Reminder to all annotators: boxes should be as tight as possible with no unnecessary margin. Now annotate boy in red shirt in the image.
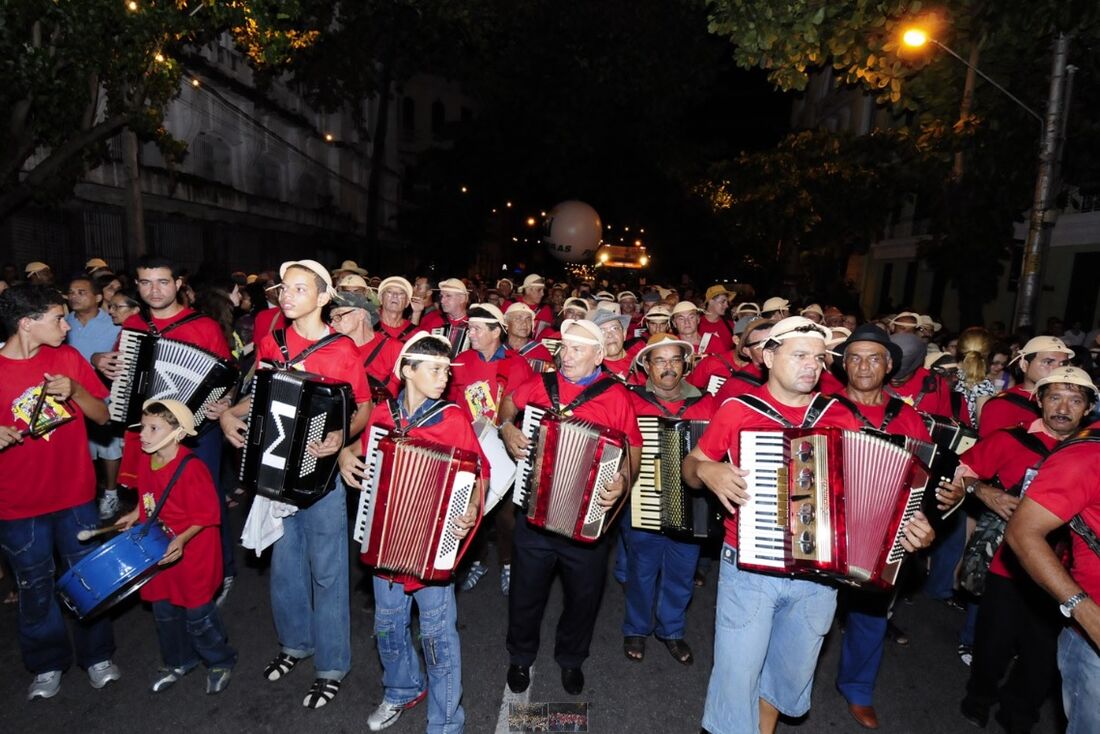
[116,399,236,694]
[338,333,485,732]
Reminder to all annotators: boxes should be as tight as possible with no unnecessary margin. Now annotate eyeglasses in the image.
[650,357,685,368]
[329,310,358,323]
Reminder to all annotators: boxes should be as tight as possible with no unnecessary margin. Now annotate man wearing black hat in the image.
[830,325,958,729]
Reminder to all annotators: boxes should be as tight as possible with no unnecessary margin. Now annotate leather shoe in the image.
[847,703,880,729]
[506,664,530,694]
[561,667,584,695]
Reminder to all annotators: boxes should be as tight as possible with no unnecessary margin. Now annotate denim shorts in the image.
[702,545,837,734]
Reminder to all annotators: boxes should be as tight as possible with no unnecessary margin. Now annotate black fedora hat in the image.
[836,324,904,377]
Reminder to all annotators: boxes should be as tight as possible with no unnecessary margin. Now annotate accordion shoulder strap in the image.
[361,336,388,369]
[272,329,344,368]
[518,340,540,356]
[733,393,835,429]
[992,390,1042,416]
[628,385,703,419]
[387,398,452,434]
[830,394,904,431]
[143,311,205,338]
[714,354,763,386]
[1004,426,1053,461]
[542,372,618,416]
[1038,429,1100,558]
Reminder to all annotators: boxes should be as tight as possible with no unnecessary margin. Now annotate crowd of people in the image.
[0,254,1098,734]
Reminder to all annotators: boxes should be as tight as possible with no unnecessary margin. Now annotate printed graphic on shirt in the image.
[465,380,499,423]
[11,385,72,440]
[142,491,157,516]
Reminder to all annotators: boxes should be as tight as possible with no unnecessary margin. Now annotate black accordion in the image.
[108,329,238,426]
[632,417,723,539]
[239,369,352,507]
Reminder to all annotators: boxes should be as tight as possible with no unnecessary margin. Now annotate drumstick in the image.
[76,526,123,542]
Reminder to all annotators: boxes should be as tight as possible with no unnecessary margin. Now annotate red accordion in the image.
[738,427,930,589]
[513,406,627,543]
[353,427,482,582]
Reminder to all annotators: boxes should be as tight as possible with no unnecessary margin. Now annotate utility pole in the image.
[1012,33,1071,331]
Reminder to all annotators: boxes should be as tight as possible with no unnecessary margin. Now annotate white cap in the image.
[280,260,335,296]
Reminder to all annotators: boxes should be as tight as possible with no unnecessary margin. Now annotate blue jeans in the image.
[187,422,235,578]
[621,524,700,639]
[701,546,837,734]
[270,481,350,679]
[925,510,965,599]
[373,577,464,734]
[1058,627,1100,734]
[0,502,115,673]
[152,600,237,670]
[836,591,891,706]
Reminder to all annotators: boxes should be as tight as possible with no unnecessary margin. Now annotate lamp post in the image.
[903,28,1073,331]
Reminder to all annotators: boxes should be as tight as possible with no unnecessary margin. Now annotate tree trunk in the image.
[122,128,146,268]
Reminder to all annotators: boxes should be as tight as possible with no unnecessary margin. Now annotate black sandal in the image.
[623,636,646,662]
[303,677,341,708]
[264,652,301,681]
[661,638,694,666]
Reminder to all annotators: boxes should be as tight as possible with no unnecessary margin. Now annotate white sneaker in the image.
[27,671,62,700]
[98,489,120,520]
[367,690,426,731]
[88,659,121,689]
[500,564,511,596]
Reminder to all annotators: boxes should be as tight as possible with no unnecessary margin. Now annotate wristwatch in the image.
[964,479,980,495]
[1059,591,1089,618]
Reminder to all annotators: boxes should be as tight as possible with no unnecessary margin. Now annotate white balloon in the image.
[543,200,602,263]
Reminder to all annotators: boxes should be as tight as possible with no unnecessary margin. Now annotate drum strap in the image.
[140,455,196,537]
[542,372,618,417]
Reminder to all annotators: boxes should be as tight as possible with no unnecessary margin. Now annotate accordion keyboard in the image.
[738,431,789,569]
[631,417,662,530]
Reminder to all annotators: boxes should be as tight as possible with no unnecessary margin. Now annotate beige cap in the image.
[761,297,790,313]
[437,278,468,294]
[634,333,694,369]
[671,301,702,317]
[656,287,674,299]
[85,257,109,271]
[246,274,259,284]
[767,315,829,343]
[517,274,545,292]
[137,398,198,437]
[800,303,825,318]
[24,261,50,275]
[825,326,852,348]
[918,314,942,333]
[497,277,514,288]
[279,260,335,295]
[378,276,414,302]
[617,290,638,302]
[560,297,589,315]
[645,305,672,322]
[560,318,605,350]
[338,260,369,276]
[337,273,370,290]
[888,311,921,326]
[469,302,506,325]
[593,301,621,316]
[394,332,459,378]
[594,290,615,302]
[504,302,535,318]
[1016,336,1075,361]
[734,302,761,316]
[1032,366,1098,398]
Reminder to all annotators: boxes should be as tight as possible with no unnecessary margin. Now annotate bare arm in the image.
[1006,498,1100,645]
[682,445,749,514]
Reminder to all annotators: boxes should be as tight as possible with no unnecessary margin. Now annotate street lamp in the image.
[901,26,1073,331]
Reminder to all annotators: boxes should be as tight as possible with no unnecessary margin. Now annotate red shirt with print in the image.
[696,384,862,549]
[138,447,222,607]
[0,346,107,519]
[447,346,534,422]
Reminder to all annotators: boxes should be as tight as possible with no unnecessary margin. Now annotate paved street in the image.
[0,501,1064,733]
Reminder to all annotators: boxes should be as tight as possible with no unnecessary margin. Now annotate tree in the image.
[0,0,318,221]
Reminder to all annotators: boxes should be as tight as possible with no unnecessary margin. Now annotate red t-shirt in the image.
[843,396,932,441]
[0,346,108,520]
[252,306,286,345]
[447,346,534,422]
[889,367,954,418]
[526,303,554,336]
[515,340,555,369]
[378,319,421,343]
[603,353,639,383]
[687,351,740,390]
[978,385,1039,438]
[419,310,469,332]
[817,369,846,395]
[508,372,643,447]
[696,384,863,548]
[256,327,371,405]
[628,389,718,421]
[138,448,222,607]
[121,308,231,359]
[960,424,1060,579]
[713,363,766,402]
[360,400,490,592]
[698,316,735,353]
[357,332,403,399]
[1024,437,1100,599]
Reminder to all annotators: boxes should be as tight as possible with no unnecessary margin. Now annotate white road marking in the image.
[494,665,534,734]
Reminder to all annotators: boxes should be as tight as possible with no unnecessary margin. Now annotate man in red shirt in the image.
[376,276,420,342]
[505,302,555,373]
[682,316,933,734]
[0,284,119,700]
[617,290,645,341]
[593,310,643,382]
[698,285,735,353]
[1007,410,1100,734]
[712,318,773,402]
[690,316,771,397]
[979,336,1074,437]
[498,319,642,696]
[622,334,718,666]
[516,274,554,337]
[960,367,1096,731]
[885,332,957,419]
[417,278,471,357]
[220,260,371,709]
[329,291,401,402]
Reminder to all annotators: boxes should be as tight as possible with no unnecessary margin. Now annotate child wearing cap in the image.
[338,333,488,732]
[115,400,236,694]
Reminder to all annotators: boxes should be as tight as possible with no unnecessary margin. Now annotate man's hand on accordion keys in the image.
[92,350,123,380]
[338,446,366,490]
[935,477,966,512]
[899,511,935,553]
[306,429,344,458]
[694,461,750,514]
[219,411,248,449]
[451,507,478,540]
[500,422,530,459]
[599,471,628,509]
[202,396,232,421]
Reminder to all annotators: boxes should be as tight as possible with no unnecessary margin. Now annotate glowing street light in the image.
[901,28,928,48]
[323,132,334,143]
[460,186,468,193]
[127,0,138,11]
[525,217,537,227]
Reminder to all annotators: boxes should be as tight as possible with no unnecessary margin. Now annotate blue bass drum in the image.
[57,523,174,618]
